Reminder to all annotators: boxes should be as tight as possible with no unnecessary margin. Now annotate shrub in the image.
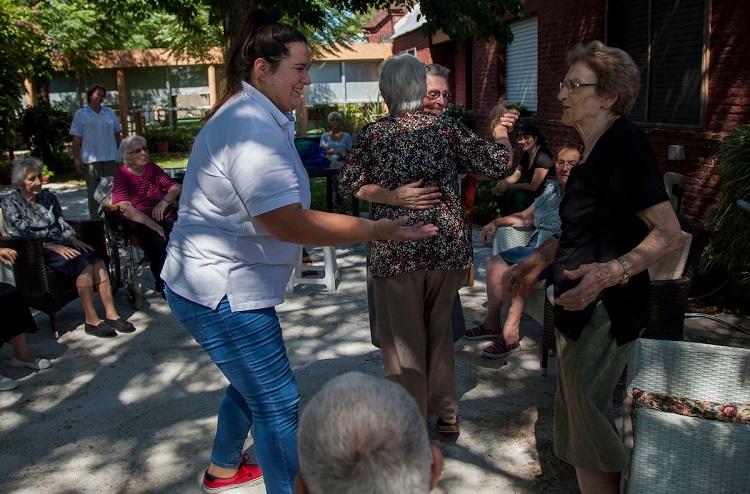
[705,124,750,288]
[17,103,73,174]
[143,126,198,153]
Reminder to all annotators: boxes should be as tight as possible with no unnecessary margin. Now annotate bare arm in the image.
[255,203,437,245]
[354,180,442,210]
[493,170,521,195]
[479,204,535,243]
[151,184,182,221]
[72,136,83,171]
[508,236,560,298]
[556,201,682,310]
[116,201,166,238]
[507,167,550,192]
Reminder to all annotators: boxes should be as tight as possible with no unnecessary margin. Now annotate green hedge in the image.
[143,126,198,153]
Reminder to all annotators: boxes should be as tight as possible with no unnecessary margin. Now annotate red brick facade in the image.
[390,0,750,219]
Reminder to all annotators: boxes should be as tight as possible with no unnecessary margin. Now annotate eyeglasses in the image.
[129,146,148,155]
[559,80,600,91]
[556,159,579,167]
[426,90,451,100]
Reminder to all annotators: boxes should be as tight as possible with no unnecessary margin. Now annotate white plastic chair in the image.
[286,246,339,293]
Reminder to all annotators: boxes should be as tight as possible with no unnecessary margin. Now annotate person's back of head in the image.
[297,372,442,494]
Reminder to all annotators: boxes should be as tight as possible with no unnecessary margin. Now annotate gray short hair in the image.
[119,134,147,165]
[327,111,342,122]
[425,63,450,80]
[298,372,433,494]
[565,40,641,117]
[379,54,426,114]
[11,156,43,189]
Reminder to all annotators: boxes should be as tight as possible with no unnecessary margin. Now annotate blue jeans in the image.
[165,286,300,494]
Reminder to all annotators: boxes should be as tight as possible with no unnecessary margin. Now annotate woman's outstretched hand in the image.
[375,216,439,241]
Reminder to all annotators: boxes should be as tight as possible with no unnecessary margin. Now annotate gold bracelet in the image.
[616,256,630,285]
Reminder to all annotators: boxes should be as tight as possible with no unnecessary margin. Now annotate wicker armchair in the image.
[0,220,110,338]
[539,216,708,376]
[623,339,750,493]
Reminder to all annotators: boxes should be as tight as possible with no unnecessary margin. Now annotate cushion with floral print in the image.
[632,388,750,425]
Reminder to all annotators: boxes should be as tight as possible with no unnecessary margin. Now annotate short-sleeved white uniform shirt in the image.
[161,82,311,311]
[69,105,122,164]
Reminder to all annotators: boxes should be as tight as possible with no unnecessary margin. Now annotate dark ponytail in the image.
[205,10,307,121]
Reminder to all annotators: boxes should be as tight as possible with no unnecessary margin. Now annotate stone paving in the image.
[0,183,747,493]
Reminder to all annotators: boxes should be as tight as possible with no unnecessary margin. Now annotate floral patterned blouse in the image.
[339,112,512,278]
[1,189,75,244]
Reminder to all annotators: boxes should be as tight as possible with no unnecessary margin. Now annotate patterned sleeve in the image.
[0,192,27,238]
[446,119,512,179]
[48,192,75,240]
[111,167,131,205]
[337,125,374,197]
[152,163,177,194]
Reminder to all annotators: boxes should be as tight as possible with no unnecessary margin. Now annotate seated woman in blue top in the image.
[318,111,352,164]
[1,157,135,338]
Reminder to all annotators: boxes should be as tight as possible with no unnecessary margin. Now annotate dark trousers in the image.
[121,217,173,291]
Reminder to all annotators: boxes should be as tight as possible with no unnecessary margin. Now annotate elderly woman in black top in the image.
[339,54,515,434]
[1,157,135,338]
[510,41,681,493]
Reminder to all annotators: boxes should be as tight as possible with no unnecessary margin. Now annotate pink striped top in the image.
[112,162,177,217]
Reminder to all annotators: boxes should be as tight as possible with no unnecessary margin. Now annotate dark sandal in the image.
[464,323,501,341]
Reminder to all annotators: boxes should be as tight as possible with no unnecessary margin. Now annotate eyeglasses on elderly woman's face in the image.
[128,146,148,155]
[559,80,600,92]
[426,90,451,101]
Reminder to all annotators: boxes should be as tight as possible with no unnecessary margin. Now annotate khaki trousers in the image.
[372,268,465,422]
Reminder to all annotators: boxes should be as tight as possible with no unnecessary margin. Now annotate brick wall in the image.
[505,0,747,218]
[392,31,433,62]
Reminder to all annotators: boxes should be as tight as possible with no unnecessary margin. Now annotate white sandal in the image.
[0,376,19,391]
[10,357,52,370]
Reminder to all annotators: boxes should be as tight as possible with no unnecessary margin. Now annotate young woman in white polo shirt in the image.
[161,11,437,494]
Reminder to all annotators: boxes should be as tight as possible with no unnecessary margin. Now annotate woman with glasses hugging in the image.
[111,135,182,298]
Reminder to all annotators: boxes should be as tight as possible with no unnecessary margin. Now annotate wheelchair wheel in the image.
[126,281,143,310]
[104,225,122,293]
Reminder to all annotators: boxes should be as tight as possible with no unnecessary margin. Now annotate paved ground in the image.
[1,183,748,493]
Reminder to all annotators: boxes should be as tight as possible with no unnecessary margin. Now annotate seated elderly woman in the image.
[1,157,135,337]
[112,135,181,297]
[339,54,516,434]
[0,247,52,391]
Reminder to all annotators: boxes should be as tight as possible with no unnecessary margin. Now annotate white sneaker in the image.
[10,357,52,370]
[0,376,18,391]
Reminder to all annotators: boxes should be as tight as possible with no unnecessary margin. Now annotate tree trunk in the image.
[219,0,258,51]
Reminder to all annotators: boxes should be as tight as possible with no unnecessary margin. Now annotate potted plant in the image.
[41,163,54,184]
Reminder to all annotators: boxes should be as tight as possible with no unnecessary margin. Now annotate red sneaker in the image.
[202,456,264,493]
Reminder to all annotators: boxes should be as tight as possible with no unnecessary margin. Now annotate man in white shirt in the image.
[70,85,122,219]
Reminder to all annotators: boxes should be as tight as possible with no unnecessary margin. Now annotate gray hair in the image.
[119,134,147,165]
[298,372,433,494]
[379,54,426,114]
[327,111,343,122]
[565,40,641,117]
[425,63,450,80]
[11,156,43,189]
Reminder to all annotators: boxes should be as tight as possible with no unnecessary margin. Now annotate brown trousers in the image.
[372,269,465,422]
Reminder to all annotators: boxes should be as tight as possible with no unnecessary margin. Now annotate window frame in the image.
[605,0,710,130]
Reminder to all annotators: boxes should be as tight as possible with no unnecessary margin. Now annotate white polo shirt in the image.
[69,105,122,164]
[161,82,311,311]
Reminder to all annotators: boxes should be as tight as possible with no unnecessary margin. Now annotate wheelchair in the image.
[101,204,146,310]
